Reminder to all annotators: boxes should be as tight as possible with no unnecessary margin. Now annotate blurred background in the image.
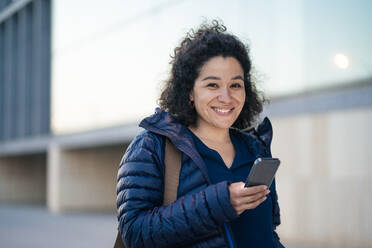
[0,0,371,247]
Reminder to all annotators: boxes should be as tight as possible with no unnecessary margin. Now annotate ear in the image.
[189,90,194,101]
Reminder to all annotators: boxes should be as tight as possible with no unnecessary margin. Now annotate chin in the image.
[213,120,236,129]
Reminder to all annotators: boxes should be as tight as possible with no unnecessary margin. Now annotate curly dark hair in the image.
[158,20,266,130]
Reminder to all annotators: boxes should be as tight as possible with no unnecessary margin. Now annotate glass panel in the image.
[51,0,372,132]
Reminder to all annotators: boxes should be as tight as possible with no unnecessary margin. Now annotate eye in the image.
[206,83,218,88]
[231,83,243,88]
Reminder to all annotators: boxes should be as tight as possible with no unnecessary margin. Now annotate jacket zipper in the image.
[223,223,235,248]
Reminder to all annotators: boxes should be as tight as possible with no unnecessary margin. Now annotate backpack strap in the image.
[114,138,182,248]
[114,230,124,248]
[163,138,182,205]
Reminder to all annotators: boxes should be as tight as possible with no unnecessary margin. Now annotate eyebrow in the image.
[231,75,244,81]
[201,75,244,81]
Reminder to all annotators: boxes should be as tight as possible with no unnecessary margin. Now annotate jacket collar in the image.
[139,108,272,183]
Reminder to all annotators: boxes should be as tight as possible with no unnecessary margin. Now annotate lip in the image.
[211,107,234,115]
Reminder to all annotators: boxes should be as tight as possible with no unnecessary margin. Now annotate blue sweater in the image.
[188,128,280,247]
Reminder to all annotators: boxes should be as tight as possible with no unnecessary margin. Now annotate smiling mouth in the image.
[212,107,234,115]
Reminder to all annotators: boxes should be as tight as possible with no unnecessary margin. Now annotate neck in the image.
[189,122,230,144]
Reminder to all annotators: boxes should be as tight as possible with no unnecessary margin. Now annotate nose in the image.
[217,87,232,103]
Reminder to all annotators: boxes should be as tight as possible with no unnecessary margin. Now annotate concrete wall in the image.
[0,143,126,213]
[47,144,125,212]
[0,154,46,203]
[0,123,138,213]
[272,107,372,248]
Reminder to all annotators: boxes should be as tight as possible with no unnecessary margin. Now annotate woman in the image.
[116,20,284,248]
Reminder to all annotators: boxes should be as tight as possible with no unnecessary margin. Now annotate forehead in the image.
[198,56,244,78]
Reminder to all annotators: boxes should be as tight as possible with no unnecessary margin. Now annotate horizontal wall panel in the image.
[263,79,372,118]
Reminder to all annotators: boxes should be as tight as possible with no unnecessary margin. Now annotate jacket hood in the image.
[139,108,211,183]
[139,108,193,147]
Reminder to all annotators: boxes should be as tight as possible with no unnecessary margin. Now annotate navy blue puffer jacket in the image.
[116,108,282,248]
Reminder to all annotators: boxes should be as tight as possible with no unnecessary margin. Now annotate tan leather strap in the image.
[163,138,182,205]
[114,230,124,248]
[114,137,181,248]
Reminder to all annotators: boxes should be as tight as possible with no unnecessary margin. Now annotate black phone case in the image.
[244,158,280,188]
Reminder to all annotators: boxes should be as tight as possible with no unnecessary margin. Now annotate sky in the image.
[51,0,372,134]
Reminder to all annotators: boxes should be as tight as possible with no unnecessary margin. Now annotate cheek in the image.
[234,91,246,105]
[241,94,246,105]
[194,91,214,108]
[195,98,209,114]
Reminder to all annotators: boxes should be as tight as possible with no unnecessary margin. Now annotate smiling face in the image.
[189,56,246,132]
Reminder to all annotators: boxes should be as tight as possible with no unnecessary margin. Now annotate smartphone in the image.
[244,158,280,188]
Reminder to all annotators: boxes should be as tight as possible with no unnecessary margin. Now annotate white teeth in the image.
[214,108,231,113]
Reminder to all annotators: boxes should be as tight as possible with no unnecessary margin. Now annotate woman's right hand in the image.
[228,182,270,215]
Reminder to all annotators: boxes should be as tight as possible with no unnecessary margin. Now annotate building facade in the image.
[0,0,371,247]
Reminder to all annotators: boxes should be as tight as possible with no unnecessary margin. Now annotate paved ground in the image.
[0,204,117,248]
[0,204,314,248]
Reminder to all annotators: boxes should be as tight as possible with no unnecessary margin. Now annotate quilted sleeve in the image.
[116,132,239,248]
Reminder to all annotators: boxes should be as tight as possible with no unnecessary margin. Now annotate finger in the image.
[235,197,266,214]
[241,185,268,197]
[241,190,270,205]
[243,196,267,210]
